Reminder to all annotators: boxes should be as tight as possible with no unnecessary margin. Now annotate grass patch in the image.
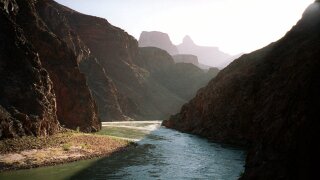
[0,131,135,171]
[62,143,72,151]
[0,132,74,154]
[96,127,148,139]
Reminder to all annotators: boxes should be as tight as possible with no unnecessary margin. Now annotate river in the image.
[0,121,246,180]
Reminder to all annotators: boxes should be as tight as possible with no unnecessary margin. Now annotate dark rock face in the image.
[0,0,60,138]
[40,2,216,121]
[56,6,143,121]
[0,0,100,135]
[34,0,130,122]
[164,2,320,179]
[17,0,100,132]
[177,35,231,68]
[1,0,219,129]
[139,31,179,55]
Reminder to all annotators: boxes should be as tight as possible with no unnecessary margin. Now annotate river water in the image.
[0,121,246,180]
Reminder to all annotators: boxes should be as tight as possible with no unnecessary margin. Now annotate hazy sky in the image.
[55,0,313,55]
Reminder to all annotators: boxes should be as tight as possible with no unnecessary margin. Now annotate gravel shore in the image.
[0,131,136,171]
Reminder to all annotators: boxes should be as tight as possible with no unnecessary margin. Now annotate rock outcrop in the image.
[35,0,131,122]
[177,35,231,68]
[0,0,60,138]
[164,2,320,179]
[139,31,179,55]
[0,0,101,135]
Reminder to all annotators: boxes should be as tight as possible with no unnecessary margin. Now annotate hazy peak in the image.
[182,35,195,45]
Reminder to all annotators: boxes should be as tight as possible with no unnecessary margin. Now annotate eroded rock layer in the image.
[0,0,100,135]
[0,0,60,138]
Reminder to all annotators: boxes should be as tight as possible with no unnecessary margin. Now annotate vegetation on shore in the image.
[0,130,136,171]
[96,126,149,140]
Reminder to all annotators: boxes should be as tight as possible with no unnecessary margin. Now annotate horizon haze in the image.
[55,0,313,55]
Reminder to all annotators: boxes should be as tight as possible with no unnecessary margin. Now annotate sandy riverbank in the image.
[0,131,136,171]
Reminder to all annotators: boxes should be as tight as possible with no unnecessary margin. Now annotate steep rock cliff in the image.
[16,0,100,132]
[164,2,320,179]
[42,2,217,121]
[0,0,60,138]
[1,0,220,123]
[34,0,126,122]
[56,6,143,120]
[0,0,100,133]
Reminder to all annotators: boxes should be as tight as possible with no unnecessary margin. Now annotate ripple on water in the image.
[0,124,246,180]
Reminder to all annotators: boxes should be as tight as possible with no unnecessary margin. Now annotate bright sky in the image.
[55,0,313,55]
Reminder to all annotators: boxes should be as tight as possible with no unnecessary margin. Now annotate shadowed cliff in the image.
[0,0,60,138]
[164,2,320,179]
[1,0,218,139]
[36,0,218,121]
[0,0,101,137]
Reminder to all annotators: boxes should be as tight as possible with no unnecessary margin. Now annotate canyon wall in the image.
[41,1,219,121]
[164,2,320,179]
[0,0,60,138]
[1,0,218,133]
[0,0,101,136]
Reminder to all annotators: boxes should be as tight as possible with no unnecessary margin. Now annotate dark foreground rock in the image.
[164,2,320,179]
[0,0,100,136]
[0,0,60,138]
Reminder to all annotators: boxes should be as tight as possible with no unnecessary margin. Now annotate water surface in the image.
[0,121,246,180]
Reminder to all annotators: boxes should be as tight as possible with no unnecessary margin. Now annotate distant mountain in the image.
[177,35,232,68]
[138,32,236,69]
[138,31,179,55]
[164,2,320,179]
[0,0,219,139]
